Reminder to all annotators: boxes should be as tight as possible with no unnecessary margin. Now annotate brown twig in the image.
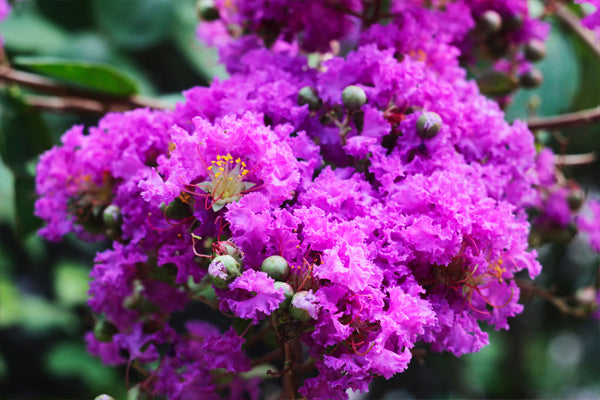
[555,3,600,60]
[517,279,589,318]
[527,106,600,130]
[555,152,597,166]
[0,65,171,113]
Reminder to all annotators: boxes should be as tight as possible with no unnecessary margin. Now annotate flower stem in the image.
[555,3,600,61]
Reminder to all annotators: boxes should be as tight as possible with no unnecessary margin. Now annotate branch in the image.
[527,106,600,130]
[0,65,171,113]
[555,4,600,60]
[555,152,596,165]
[517,279,589,318]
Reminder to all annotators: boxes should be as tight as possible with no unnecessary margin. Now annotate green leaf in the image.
[54,263,91,307]
[13,56,140,96]
[92,0,174,50]
[0,7,69,54]
[0,88,53,173]
[171,0,228,82]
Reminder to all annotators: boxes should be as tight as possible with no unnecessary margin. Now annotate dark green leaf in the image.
[92,0,174,50]
[13,56,140,96]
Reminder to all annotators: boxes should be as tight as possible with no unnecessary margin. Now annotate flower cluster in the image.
[34,1,599,399]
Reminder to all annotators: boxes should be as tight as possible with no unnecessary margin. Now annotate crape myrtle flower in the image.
[576,0,600,38]
[35,109,174,241]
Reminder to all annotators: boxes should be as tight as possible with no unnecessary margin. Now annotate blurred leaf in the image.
[171,0,228,82]
[0,7,69,54]
[46,342,125,395]
[0,158,15,224]
[0,88,53,173]
[14,173,41,237]
[92,0,174,50]
[506,22,581,121]
[0,278,77,333]
[14,56,140,96]
[54,262,90,306]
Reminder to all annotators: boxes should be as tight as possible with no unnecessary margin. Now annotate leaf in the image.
[92,0,174,50]
[13,56,140,96]
[0,7,69,54]
[171,0,228,82]
[0,88,53,173]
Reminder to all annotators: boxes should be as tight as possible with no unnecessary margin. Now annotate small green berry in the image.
[208,255,241,289]
[416,112,443,139]
[297,86,322,111]
[567,188,585,211]
[261,255,290,281]
[342,85,367,111]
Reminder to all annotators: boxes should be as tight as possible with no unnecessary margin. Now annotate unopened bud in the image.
[416,112,442,139]
[197,0,219,21]
[208,255,241,289]
[93,319,118,343]
[274,281,294,309]
[289,291,319,322]
[524,39,546,62]
[342,85,367,111]
[261,255,290,281]
[505,13,523,31]
[95,395,116,400]
[567,188,585,211]
[479,10,503,34]
[519,68,543,88]
[102,204,121,230]
[297,86,322,111]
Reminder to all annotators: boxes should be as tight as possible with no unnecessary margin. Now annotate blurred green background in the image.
[0,1,598,399]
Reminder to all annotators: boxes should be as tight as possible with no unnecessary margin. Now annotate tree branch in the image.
[555,152,597,166]
[0,65,171,113]
[527,106,600,130]
[555,3,600,60]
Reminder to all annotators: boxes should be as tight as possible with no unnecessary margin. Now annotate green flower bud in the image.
[208,255,241,289]
[297,86,322,111]
[102,204,121,230]
[261,255,290,281]
[163,197,192,220]
[519,68,543,89]
[274,281,294,309]
[197,0,219,21]
[342,85,367,111]
[93,319,118,343]
[477,70,518,96]
[416,112,442,139]
[524,39,546,62]
[289,291,315,322]
[567,188,585,211]
[478,10,503,34]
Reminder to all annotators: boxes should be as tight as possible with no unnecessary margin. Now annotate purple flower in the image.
[219,269,285,324]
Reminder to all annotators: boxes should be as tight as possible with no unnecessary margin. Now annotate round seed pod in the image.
[102,204,121,230]
[524,39,546,62]
[197,0,219,21]
[93,319,118,343]
[274,281,294,309]
[479,10,503,34]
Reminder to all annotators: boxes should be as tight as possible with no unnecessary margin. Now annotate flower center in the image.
[200,153,255,211]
